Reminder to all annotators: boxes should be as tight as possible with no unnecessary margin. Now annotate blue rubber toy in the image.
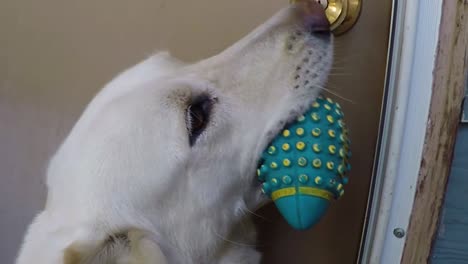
[257,95,351,230]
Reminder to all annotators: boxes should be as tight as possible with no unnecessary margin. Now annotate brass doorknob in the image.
[292,0,362,35]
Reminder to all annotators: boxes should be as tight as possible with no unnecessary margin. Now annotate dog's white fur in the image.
[16,3,332,264]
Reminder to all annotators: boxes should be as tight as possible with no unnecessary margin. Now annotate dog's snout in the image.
[294,0,330,33]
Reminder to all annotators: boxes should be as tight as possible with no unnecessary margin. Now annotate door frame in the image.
[358,1,468,263]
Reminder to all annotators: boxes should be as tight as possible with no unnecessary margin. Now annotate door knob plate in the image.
[325,0,361,35]
[291,0,361,35]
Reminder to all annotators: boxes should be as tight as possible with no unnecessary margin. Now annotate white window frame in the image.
[358,1,443,263]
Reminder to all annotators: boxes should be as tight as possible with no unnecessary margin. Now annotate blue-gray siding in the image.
[431,125,468,264]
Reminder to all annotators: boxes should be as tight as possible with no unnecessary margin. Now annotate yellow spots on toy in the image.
[296,127,305,136]
[270,162,278,169]
[267,146,276,155]
[343,144,350,154]
[315,176,323,185]
[339,148,346,158]
[311,112,320,122]
[338,120,345,128]
[313,143,322,153]
[343,130,348,138]
[338,164,345,174]
[312,159,322,168]
[335,109,343,116]
[299,174,309,183]
[271,178,279,186]
[336,102,342,109]
[328,145,337,154]
[298,157,307,167]
[312,128,321,137]
[340,134,347,143]
[343,141,349,149]
[261,182,272,194]
[282,175,292,184]
[296,141,306,151]
[339,189,345,197]
[258,96,351,204]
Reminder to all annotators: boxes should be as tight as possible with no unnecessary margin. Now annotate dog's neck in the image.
[149,189,257,263]
[160,217,260,264]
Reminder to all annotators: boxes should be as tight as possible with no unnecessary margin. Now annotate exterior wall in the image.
[431,84,468,263]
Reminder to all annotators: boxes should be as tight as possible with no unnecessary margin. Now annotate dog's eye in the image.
[186,95,214,146]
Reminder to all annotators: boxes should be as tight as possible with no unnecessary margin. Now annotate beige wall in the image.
[0,0,391,263]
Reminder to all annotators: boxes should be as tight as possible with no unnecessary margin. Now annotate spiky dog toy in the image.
[257,96,351,230]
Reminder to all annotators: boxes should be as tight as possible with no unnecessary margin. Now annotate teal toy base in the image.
[275,195,330,230]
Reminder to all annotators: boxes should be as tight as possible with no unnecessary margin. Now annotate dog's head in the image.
[16,1,333,263]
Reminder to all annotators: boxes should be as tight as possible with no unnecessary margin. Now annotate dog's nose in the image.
[294,0,330,33]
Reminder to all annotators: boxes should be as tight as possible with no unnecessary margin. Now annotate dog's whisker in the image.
[332,48,361,58]
[327,73,352,77]
[329,66,347,69]
[242,207,271,222]
[318,86,357,104]
[329,68,350,73]
[213,231,258,248]
[332,56,359,65]
[329,70,348,74]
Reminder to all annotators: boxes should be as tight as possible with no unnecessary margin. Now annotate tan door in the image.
[0,0,392,263]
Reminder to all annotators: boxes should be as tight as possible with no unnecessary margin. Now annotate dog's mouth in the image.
[250,40,333,198]
[246,3,334,206]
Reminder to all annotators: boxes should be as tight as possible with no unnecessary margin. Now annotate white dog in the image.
[16,1,333,263]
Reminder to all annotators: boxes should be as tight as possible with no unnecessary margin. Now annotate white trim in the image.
[363,0,443,263]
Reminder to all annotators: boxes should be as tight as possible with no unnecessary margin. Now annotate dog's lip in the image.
[266,107,307,144]
[251,112,302,201]
[254,110,302,173]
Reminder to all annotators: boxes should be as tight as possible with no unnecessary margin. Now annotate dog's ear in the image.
[63,229,167,264]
